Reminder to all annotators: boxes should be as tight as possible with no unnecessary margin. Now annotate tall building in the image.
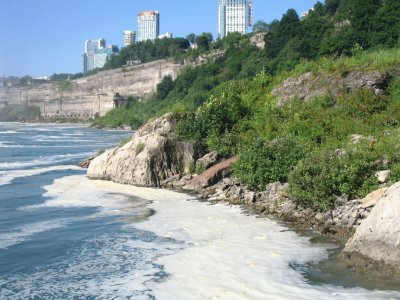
[83,39,119,74]
[218,0,252,38]
[137,11,160,42]
[123,30,136,47]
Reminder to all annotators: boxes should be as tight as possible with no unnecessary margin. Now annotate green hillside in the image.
[93,0,400,211]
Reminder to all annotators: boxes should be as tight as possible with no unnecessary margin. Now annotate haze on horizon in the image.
[0,0,317,78]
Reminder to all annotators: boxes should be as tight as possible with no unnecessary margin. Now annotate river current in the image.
[0,123,398,299]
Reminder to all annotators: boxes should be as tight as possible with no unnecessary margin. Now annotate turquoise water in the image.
[0,123,399,300]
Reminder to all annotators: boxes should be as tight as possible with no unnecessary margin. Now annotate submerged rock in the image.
[343,182,400,266]
[87,113,205,187]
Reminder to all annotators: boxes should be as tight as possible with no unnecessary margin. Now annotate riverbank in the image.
[85,113,400,276]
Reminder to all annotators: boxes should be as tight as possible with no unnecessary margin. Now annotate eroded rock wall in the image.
[0,59,184,118]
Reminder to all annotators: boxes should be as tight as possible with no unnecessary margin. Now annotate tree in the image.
[186,33,197,45]
[253,20,268,32]
[195,32,213,51]
[298,2,332,59]
[325,0,340,16]
[156,75,175,100]
[369,0,400,48]
[265,9,301,58]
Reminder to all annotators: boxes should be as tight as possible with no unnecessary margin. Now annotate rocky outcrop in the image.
[343,182,400,265]
[272,69,390,107]
[87,113,205,186]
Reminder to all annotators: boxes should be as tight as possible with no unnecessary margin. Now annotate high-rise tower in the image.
[137,11,160,42]
[123,30,136,47]
[83,38,118,74]
[218,0,252,38]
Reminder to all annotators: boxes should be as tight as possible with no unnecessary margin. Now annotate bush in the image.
[188,160,196,175]
[233,136,310,190]
[196,162,206,174]
[288,143,380,211]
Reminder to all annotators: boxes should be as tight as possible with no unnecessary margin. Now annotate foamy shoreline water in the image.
[1,123,399,299]
[42,175,400,300]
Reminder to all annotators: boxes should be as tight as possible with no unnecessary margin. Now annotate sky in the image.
[0,0,318,77]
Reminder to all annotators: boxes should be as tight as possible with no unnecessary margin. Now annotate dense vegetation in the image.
[94,0,400,211]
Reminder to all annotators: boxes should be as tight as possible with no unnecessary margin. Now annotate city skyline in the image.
[0,0,318,77]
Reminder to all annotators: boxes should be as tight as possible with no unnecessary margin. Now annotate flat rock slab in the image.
[362,187,388,209]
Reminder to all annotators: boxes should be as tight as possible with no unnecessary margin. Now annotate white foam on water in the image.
[0,165,82,186]
[0,232,178,300]
[0,130,18,134]
[0,152,93,169]
[9,175,400,299]
[0,218,82,249]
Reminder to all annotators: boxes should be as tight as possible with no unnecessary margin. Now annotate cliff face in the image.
[87,113,205,187]
[0,59,184,119]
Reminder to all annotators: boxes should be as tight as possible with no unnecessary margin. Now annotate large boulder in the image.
[87,113,205,187]
[343,182,400,265]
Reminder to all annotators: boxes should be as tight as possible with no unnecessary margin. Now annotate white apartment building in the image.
[218,0,251,38]
[137,11,160,42]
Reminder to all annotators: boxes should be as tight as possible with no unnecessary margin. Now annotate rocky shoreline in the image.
[84,113,400,273]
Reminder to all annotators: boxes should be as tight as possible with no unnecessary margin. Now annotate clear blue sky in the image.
[0,0,318,77]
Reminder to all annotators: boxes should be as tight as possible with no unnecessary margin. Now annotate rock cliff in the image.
[343,182,400,265]
[87,113,205,187]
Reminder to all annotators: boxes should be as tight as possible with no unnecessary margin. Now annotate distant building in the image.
[137,11,160,42]
[301,8,314,19]
[218,0,251,38]
[158,32,173,39]
[83,39,119,74]
[123,30,136,47]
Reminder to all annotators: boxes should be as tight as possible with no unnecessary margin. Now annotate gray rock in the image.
[362,187,387,208]
[244,191,255,204]
[196,151,219,170]
[272,70,389,107]
[343,182,400,265]
[375,170,391,184]
[87,113,205,187]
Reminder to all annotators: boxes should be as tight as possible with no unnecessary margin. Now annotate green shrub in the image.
[288,143,380,211]
[196,162,206,174]
[233,136,310,190]
[188,160,196,175]
[135,143,145,155]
